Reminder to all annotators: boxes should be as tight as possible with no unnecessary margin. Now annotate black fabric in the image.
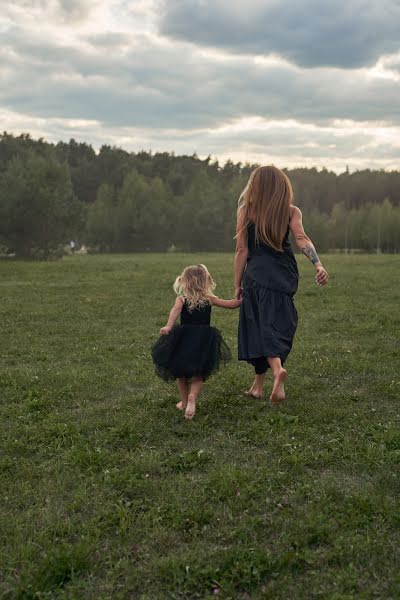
[249,356,268,375]
[180,301,211,325]
[238,222,299,370]
[152,300,231,381]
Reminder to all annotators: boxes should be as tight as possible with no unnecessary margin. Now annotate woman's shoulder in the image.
[236,204,247,224]
[290,205,302,219]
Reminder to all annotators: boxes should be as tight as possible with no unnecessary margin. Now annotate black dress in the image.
[238,222,299,369]
[152,300,231,381]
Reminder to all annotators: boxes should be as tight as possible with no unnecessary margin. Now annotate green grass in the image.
[1,253,399,600]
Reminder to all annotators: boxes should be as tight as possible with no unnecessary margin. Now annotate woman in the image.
[234,165,328,405]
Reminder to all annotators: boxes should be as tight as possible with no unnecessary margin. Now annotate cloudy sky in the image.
[1,0,400,171]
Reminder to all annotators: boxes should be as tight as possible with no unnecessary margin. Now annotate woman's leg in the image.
[267,357,286,405]
[176,377,189,410]
[246,357,268,398]
[185,377,203,420]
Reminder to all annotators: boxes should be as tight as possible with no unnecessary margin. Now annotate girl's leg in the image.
[185,377,203,420]
[267,357,286,405]
[245,357,268,398]
[176,378,189,410]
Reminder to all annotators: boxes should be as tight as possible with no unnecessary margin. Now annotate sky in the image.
[1,0,400,172]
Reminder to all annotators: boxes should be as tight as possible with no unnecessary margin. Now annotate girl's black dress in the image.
[152,300,231,381]
[238,222,299,369]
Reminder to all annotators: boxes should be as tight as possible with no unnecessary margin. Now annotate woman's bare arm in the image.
[210,296,242,309]
[290,206,329,286]
[160,297,184,334]
[234,206,248,299]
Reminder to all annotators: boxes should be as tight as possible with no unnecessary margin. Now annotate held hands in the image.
[235,286,243,301]
[160,326,171,335]
[315,265,329,286]
[231,297,243,308]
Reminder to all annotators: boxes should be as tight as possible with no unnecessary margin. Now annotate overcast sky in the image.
[1,0,399,171]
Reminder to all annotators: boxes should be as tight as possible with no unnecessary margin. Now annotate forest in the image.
[0,132,399,257]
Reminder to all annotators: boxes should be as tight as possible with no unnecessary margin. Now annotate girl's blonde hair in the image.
[238,165,293,252]
[173,264,216,310]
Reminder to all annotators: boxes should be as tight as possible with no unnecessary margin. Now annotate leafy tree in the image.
[0,153,83,257]
[87,184,116,251]
[1,132,400,254]
[303,209,330,252]
[115,170,172,251]
[55,139,99,204]
[329,203,350,250]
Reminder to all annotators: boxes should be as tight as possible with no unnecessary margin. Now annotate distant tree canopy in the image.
[0,132,399,257]
[0,150,83,258]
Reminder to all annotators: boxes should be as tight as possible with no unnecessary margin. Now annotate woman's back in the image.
[245,221,298,297]
[246,221,291,255]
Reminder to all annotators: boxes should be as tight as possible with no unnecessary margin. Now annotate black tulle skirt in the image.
[151,325,231,381]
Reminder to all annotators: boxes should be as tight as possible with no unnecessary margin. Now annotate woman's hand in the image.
[235,286,243,300]
[315,265,329,286]
[160,326,171,335]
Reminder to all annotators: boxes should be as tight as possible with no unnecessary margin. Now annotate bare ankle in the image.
[274,367,285,377]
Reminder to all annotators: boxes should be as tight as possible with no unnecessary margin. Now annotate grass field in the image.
[1,253,400,599]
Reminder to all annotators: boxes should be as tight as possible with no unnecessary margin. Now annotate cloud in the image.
[2,106,399,172]
[0,0,399,171]
[159,0,400,68]
[1,0,97,23]
[1,28,399,132]
[55,0,96,21]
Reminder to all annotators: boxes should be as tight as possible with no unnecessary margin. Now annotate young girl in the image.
[234,165,329,405]
[151,264,241,420]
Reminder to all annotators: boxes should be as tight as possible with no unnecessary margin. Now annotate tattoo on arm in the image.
[301,245,320,265]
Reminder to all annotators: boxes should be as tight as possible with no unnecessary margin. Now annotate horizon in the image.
[4,130,400,176]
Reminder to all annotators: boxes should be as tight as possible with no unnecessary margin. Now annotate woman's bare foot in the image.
[244,384,263,399]
[270,369,286,405]
[185,393,196,420]
[176,401,184,410]
[244,374,265,398]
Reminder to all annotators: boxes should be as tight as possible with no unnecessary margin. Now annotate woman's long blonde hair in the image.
[173,264,216,310]
[238,165,293,252]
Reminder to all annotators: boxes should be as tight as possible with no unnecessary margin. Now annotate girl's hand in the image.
[315,265,328,286]
[235,286,243,300]
[160,326,171,335]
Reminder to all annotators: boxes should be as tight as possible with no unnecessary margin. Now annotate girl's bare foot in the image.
[270,369,286,405]
[185,393,196,420]
[177,398,188,410]
[176,378,188,411]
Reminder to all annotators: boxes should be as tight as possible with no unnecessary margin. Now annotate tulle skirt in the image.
[151,325,231,381]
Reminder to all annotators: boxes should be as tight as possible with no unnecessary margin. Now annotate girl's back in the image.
[180,300,211,326]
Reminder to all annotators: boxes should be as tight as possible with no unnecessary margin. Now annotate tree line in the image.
[0,132,399,257]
